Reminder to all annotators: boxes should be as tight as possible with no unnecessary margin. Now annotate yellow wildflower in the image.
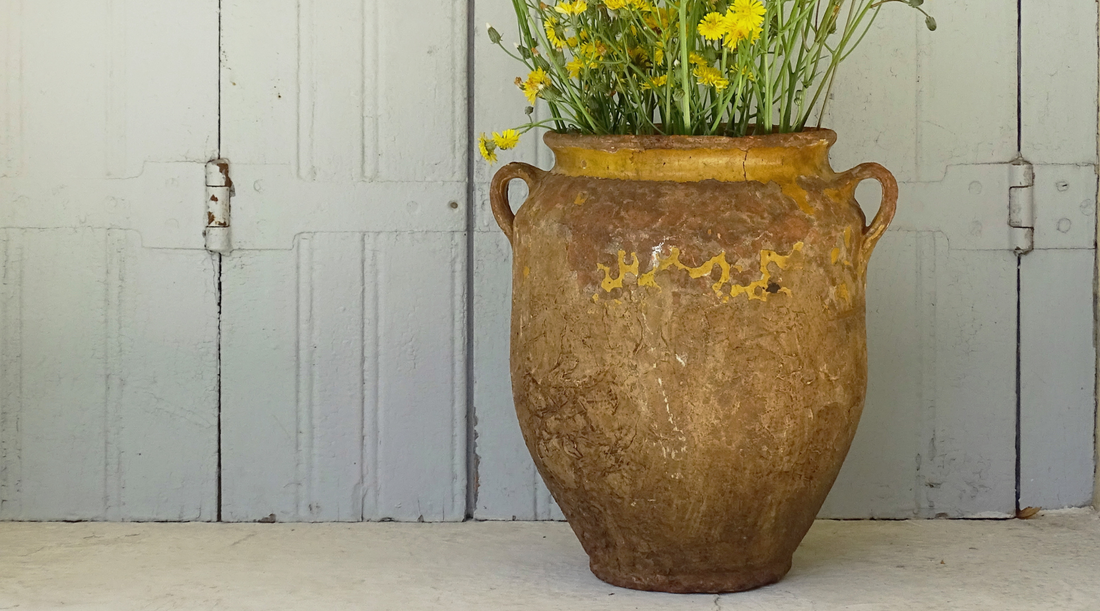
[555,1,588,16]
[492,129,520,150]
[478,133,498,163]
[628,0,653,12]
[567,56,585,77]
[544,17,567,49]
[603,0,629,9]
[689,52,709,67]
[566,36,579,47]
[640,74,668,90]
[520,68,551,104]
[697,12,728,40]
[693,65,729,90]
[725,0,766,45]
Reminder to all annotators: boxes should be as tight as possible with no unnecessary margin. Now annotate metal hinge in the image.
[1009,155,1035,255]
[205,159,232,254]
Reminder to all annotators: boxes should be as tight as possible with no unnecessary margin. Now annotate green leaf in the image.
[907,0,924,7]
[925,15,937,31]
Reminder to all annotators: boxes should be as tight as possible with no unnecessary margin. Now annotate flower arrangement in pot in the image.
[483,0,935,594]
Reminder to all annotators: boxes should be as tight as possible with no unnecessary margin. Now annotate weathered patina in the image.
[491,129,897,593]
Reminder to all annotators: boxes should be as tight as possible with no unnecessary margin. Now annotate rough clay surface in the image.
[0,511,1097,610]
[495,131,896,591]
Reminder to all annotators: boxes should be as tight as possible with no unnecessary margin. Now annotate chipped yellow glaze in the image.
[595,243,803,303]
[523,266,531,278]
[729,243,804,301]
[597,250,640,292]
[637,249,735,297]
[574,192,589,205]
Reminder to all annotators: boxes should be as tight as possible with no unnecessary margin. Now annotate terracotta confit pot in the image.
[489,129,897,594]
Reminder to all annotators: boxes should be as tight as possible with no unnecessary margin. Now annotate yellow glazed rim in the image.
[545,128,838,183]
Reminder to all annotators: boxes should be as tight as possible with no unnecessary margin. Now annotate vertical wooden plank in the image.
[1020,250,1097,509]
[103,230,124,520]
[362,233,380,518]
[221,0,298,167]
[296,0,316,180]
[313,0,366,181]
[295,235,315,517]
[16,229,108,519]
[915,1,1017,180]
[0,0,23,178]
[104,0,128,178]
[375,0,466,182]
[922,245,1017,517]
[222,248,300,522]
[361,0,379,181]
[0,0,219,521]
[222,0,469,521]
[303,234,367,521]
[21,1,108,177]
[0,230,22,519]
[1020,0,1099,165]
[124,1,219,163]
[373,232,466,521]
[114,233,219,521]
[1018,0,1098,510]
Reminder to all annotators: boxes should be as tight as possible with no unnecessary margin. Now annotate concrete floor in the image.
[0,510,1097,610]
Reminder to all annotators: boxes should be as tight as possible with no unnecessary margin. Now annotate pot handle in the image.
[490,162,545,249]
[838,163,898,274]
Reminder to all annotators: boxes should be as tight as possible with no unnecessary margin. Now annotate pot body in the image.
[490,130,897,594]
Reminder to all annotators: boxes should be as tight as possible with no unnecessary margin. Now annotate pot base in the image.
[589,557,792,594]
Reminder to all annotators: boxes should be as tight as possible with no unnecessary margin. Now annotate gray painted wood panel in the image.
[0,0,220,521]
[1020,250,1096,509]
[1018,0,1098,509]
[821,234,1018,518]
[222,232,467,522]
[220,0,468,522]
[0,229,219,521]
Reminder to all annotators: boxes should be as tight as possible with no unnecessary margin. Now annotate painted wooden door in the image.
[0,1,221,520]
[217,0,469,522]
[471,1,1098,519]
